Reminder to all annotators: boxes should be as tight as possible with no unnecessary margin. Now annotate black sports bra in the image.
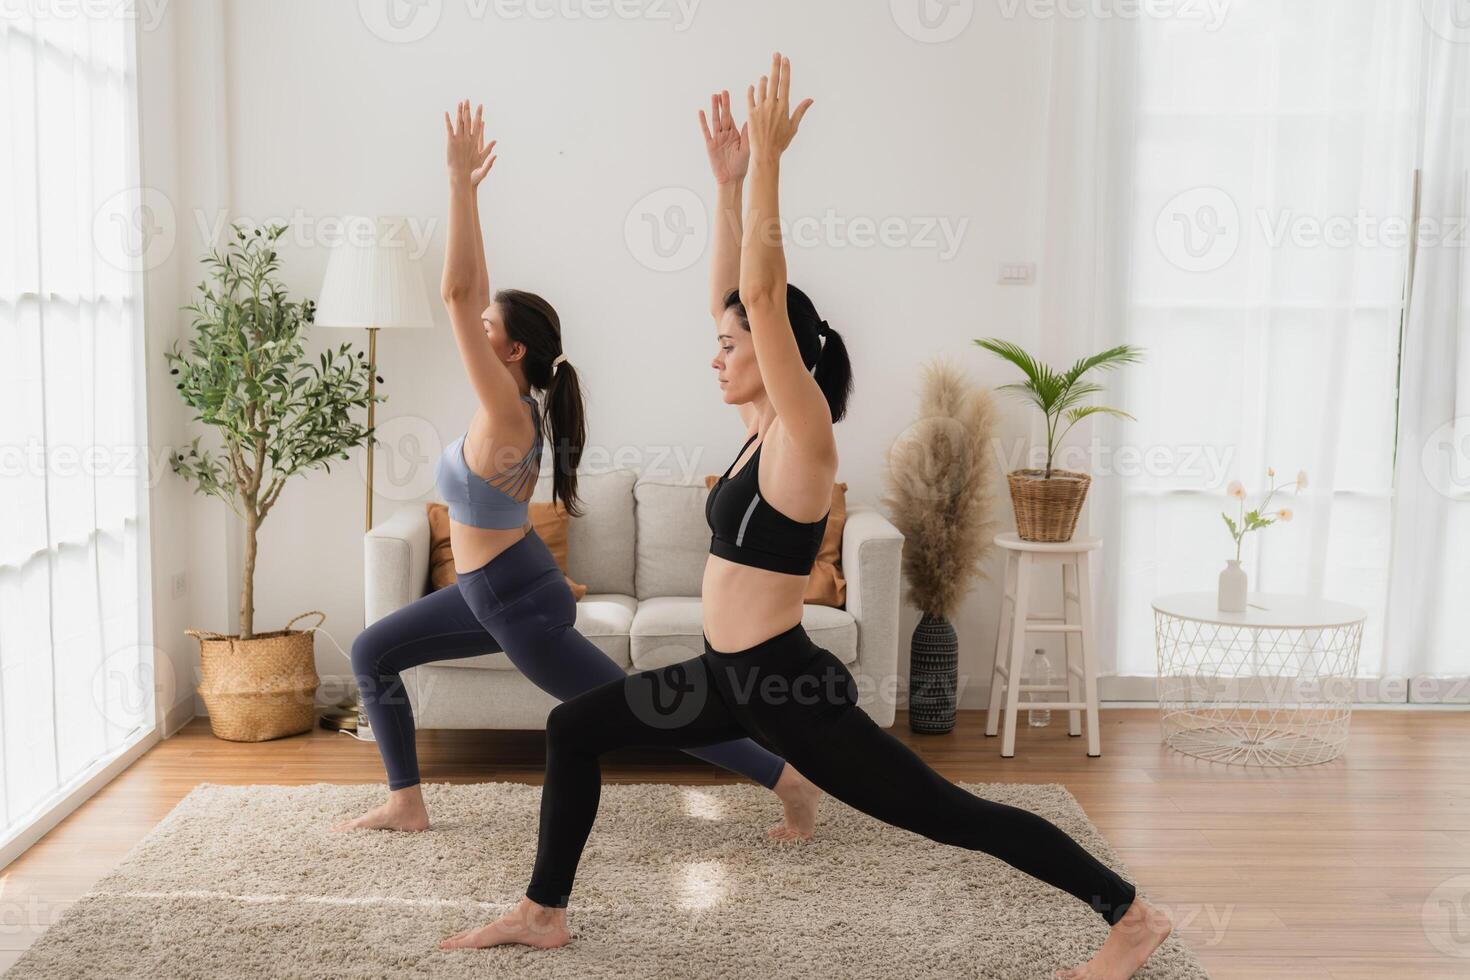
[706,430,830,576]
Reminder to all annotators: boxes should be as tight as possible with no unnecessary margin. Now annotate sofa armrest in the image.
[365,505,431,626]
[842,505,905,727]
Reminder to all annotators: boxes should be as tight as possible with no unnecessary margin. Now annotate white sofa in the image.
[363,467,906,729]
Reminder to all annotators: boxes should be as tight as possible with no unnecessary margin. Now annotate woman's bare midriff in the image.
[450,520,533,575]
[701,553,809,653]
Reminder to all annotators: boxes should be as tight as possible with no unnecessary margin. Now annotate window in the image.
[1111,1,1423,682]
[0,9,153,850]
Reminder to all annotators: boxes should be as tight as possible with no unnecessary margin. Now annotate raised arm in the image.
[467,156,491,303]
[440,100,521,418]
[700,90,749,320]
[740,54,832,457]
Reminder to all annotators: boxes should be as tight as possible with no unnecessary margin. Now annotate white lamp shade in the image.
[315,217,435,329]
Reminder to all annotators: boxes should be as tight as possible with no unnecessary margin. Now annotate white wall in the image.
[136,0,220,732]
[143,0,1054,714]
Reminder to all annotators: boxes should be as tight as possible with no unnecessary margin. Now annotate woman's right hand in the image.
[444,100,497,187]
[746,53,812,166]
[699,90,749,186]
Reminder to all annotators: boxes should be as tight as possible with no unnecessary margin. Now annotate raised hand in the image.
[745,52,813,164]
[699,90,749,186]
[444,100,497,187]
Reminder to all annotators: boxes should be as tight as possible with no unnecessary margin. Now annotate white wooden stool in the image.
[984,532,1104,758]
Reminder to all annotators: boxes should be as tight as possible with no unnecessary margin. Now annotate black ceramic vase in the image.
[909,612,958,734]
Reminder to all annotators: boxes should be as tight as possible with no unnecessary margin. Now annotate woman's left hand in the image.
[746,52,813,165]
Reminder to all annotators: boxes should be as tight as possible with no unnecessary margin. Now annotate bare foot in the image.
[331,785,431,832]
[767,764,822,841]
[1055,897,1173,979]
[440,896,570,950]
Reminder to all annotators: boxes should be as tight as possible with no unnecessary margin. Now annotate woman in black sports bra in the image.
[443,56,1173,978]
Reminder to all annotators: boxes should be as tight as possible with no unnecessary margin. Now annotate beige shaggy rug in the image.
[7,781,1207,979]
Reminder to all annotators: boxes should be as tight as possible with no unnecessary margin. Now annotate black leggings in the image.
[526,622,1137,925]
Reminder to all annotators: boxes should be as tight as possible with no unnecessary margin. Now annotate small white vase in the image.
[1217,559,1247,612]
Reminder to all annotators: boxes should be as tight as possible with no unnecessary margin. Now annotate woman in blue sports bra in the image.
[332,100,821,841]
[443,58,1172,979]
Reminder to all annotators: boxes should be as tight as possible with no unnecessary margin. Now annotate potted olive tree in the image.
[975,339,1143,543]
[169,224,376,741]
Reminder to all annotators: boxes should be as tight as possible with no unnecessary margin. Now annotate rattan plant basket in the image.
[186,611,323,742]
[1007,469,1091,542]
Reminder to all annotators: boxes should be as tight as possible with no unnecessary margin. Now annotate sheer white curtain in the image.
[1041,1,1427,695]
[0,10,153,849]
[1386,15,1470,701]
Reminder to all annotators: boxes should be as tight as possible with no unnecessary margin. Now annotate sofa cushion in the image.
[633,479,710,599]
[418,593,637,670]
[533,468,636,596]
[628,596,858,670]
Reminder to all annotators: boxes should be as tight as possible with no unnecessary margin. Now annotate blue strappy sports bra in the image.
[435,394,543,529]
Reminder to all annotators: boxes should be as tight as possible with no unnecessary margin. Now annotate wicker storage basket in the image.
[1007,469,1091,542]
[187,611,323,742]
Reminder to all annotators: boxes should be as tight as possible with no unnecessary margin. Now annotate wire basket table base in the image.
[1153,594,1366,767]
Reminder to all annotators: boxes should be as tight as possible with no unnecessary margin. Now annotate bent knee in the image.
[546,699,581,734]
[545,697,599,746]
[349,628,387,678]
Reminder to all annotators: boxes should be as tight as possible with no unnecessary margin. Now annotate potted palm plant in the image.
[169,223,377,741]
[882,359,999,734]
[975,339,1144,542]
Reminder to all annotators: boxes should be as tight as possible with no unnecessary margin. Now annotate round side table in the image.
[1151,592,1366,767]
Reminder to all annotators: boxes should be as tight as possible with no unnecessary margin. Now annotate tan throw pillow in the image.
[529,501,589,600]
[425,502,589,600]
[702,477,848,608]
[426,502,458,591]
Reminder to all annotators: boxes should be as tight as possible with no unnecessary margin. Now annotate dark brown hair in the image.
[723,284,852,423]
[496,288,586,517]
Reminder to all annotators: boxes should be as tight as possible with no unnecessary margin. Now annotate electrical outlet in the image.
[998,262,1036,285]
[171,572,187,600]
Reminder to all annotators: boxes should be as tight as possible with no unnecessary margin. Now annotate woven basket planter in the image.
[1007,469,1091,542]
[187,611,323,742]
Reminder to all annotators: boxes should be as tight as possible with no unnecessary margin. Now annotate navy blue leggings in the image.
[350,528,787,791]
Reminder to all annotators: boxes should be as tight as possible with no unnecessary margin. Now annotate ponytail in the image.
[495,288,587,517]
[812,322,852,423]
[544,359,586,518]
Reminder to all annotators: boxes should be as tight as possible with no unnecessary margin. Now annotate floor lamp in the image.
[315,220,434,531]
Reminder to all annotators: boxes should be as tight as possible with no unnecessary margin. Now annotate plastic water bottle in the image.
[354,702,376,742]
[1027,649,1052,728]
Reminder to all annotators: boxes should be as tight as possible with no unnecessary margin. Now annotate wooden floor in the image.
[3,708,1468,978]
